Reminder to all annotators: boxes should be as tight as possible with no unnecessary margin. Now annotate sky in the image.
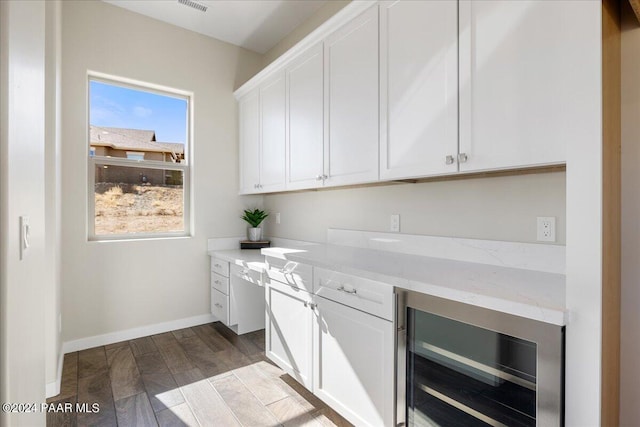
[89,80,188,143]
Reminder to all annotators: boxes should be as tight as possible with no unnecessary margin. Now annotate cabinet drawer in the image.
[211,272,229,294]
[211,288,230,325]
[313,267,394,321]
[265,256,312,292]
[211,257,229,277]
[230,263,262,287]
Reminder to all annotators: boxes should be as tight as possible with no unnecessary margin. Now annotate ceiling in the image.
[103,0,328,54]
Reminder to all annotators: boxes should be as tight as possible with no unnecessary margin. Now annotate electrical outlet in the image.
[275,213,281,224]
[390,214,400,232]
[537,217,556,242]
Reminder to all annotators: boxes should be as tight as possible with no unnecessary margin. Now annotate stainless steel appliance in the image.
[396,291,564,426]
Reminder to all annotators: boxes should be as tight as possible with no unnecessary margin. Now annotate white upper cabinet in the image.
[286,43,325,190]
[239,74,286,195]
[458,0,573,172]
[379,0,458,180]
[324,5,379,187]
[259,73,286,192]
[239,91,260,194]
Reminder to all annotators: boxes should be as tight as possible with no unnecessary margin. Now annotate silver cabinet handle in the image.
[316,175,323,181]
[337,285,357,295]
[214,303,223,308]
[322,174,328,180]
[214,280,221,285]
[279,261,297,275]
[458,153,468,163]
[308,302,317,310]
[445,155,455,165]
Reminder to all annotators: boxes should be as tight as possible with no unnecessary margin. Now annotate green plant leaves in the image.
[241,208,268,227]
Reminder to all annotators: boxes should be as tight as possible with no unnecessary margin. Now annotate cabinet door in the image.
[265,280,314,390]
[287,43,325,191]
[459,0,578,172]
[324,5,379,187]
[259,73,286,192]
[313,296,394,426]
[238,91,260,194]
[379,0,458,180]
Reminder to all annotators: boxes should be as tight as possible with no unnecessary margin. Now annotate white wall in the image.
[620,3,640,425]
[264,172,566,244]
[262,0,350,67]
[0,1,47,425]
[44,0,63,395]
[61,0,263,344]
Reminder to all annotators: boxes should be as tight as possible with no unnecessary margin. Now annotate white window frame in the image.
[125,151,145,161]
[87,72,193,241]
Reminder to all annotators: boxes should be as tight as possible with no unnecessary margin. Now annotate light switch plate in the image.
[390,214,400,232]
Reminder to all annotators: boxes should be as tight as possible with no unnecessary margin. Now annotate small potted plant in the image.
[242,208,268,242]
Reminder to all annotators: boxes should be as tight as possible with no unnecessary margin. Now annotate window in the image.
[88,75,191,240]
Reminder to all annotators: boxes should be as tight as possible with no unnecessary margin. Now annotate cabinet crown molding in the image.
[233,0,377,100]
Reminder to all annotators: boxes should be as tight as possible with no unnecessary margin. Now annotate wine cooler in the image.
[396,291,564,426]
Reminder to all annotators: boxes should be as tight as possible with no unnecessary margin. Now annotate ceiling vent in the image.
[177,0,208,13]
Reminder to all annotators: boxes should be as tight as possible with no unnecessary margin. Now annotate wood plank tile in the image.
[155,340,195,375]
[52,351,78,402]
[212,374,279,427]
[130,336,159,356]
[171,328,195,341]
[191,325,233,353]
[211,323,262,357]
[152,332,178,348]
[78,347,108,379]
[142,372,185,413]
[178,373,240,426]
[233,363,289,406]
[136,352,170,375]
[115,392,158,427]
[77,371,117,426]
[155,403,200,427]
[172,368,205,388]
[109,346,145,401]
[46,395,78,427]
[178,335,222,374]
[105,340,129,351]
[267,396,323,427]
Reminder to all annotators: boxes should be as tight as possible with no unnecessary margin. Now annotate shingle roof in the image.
[90,126,184,154]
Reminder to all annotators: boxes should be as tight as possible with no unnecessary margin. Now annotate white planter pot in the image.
[248,227,262,242]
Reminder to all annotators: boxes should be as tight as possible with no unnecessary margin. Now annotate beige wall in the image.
[61,0,263,343]
[264,172,566,244]
[262,0,350,67]
[620,3,640,424]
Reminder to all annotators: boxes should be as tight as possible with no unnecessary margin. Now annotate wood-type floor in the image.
[46,322,352,427]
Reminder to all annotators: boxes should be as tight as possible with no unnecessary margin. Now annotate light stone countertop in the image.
[261,243,566,326]
[208,249,266,272]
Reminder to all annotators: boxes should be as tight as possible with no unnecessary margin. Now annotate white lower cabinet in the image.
[313,296,394,427]
[265,279,314,390]
[265,266,394,426]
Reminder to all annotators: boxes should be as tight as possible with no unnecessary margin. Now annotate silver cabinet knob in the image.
[458,153,468,163]
[445,155,455,165]
[322,174,328,180]
[316,175,323,181]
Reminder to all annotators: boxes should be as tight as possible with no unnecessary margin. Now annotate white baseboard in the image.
[62,313,217,354]
[45,347,64,398]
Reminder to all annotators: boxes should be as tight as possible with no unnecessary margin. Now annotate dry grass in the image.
[95,183,183,235]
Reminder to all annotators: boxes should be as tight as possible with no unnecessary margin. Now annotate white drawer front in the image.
[211,272,229,294]
[211,257,229,277]
[211,288,230,325]
[265,256,312,292]
[230,263,262,286]
[313,267,394,321]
